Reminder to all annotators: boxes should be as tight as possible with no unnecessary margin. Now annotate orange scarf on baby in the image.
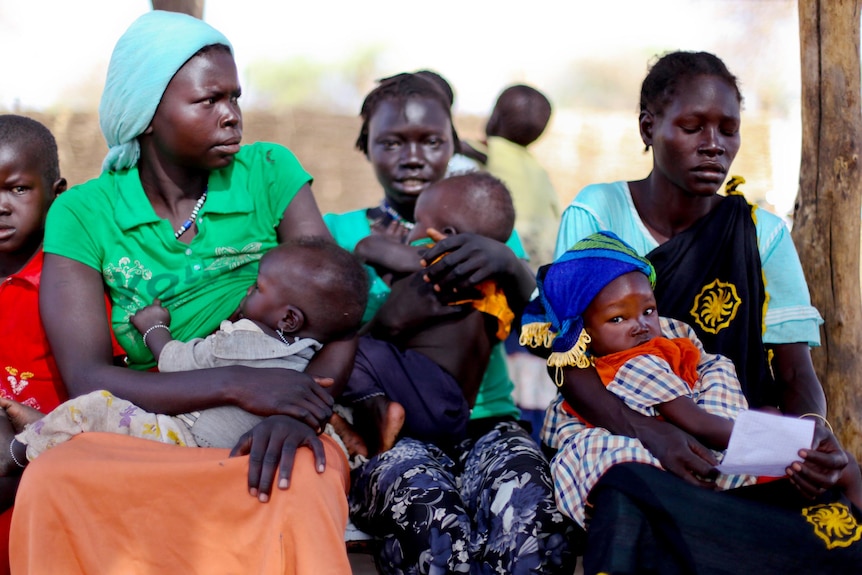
[562,337,701,423]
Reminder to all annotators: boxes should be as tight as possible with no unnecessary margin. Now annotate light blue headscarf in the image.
[99,10,232,173]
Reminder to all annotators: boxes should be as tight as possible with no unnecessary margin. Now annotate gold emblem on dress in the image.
[802,503,862,549]
[689,279,741,334]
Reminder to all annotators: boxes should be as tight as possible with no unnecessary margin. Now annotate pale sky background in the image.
[0,0,800,114]
[0,0,803,212]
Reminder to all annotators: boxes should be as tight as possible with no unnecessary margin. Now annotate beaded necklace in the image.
[376,199,414,231]
[174,189,207,239]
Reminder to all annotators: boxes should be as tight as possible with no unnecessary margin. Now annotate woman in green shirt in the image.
[12,11,353,574]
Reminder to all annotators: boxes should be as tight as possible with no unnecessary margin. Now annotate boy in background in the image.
[460,85,562,438]
[459,84,560,270]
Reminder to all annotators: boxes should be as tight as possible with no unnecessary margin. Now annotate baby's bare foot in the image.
[329,412,369,459]
[378,401,405,454]
[0,397,44,433]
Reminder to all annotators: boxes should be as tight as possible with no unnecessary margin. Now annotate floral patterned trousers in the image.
[349,421,576,574]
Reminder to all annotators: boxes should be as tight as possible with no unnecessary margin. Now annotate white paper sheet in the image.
[716,409,815,476]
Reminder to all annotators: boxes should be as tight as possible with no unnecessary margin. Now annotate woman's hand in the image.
[229,415,327,502]
[231,368,334,430]
[365,270,466,340]
[559,364,719,488]
[419,229,536,313]
[420,230,517,292]
[786,421,849,499]
[637,418,720,488]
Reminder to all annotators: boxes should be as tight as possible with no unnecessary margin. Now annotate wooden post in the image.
[794,0,862,457]
[151,0,204,19]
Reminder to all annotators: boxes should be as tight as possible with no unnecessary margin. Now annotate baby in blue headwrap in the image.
[521,231,755,527]
[521,231,657,373]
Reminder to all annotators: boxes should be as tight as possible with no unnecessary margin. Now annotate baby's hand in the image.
[130,299,171,334]
[371,217,411,242]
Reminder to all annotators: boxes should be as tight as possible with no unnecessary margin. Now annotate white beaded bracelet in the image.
[9,439,25,468]
[142,323,171,349]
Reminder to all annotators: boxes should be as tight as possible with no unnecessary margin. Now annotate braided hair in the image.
[415,70,454,106]
[355,72,459,156]
[639,51,742,116]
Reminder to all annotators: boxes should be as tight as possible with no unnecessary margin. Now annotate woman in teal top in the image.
[326,72,575,574]
[547,50,858,574]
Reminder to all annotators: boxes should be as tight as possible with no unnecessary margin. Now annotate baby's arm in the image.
[656,397,734,451]
[610,350,739,451]
[130,299,173,361]
[648,320,749,450]
[457,140,488,165]
[355,235,424,276]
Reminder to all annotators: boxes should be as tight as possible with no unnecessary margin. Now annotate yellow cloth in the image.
[427,247,515,341]
[484,136,561,271]
[452,281,515,340]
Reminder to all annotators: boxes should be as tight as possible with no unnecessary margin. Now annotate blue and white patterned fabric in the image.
[349,421,576,574]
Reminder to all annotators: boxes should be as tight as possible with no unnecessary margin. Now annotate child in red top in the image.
[0,114,125,574]
[0,115,125,411]
[0,114,69,574]
[0,115,68,414]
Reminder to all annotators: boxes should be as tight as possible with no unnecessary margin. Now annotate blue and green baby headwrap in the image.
[520,231,656,378]
[99,10,232,173]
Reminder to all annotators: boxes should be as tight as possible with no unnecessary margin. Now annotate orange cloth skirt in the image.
[10,433,350,574]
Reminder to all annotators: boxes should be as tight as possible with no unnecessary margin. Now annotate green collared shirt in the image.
[45,142,311,369]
